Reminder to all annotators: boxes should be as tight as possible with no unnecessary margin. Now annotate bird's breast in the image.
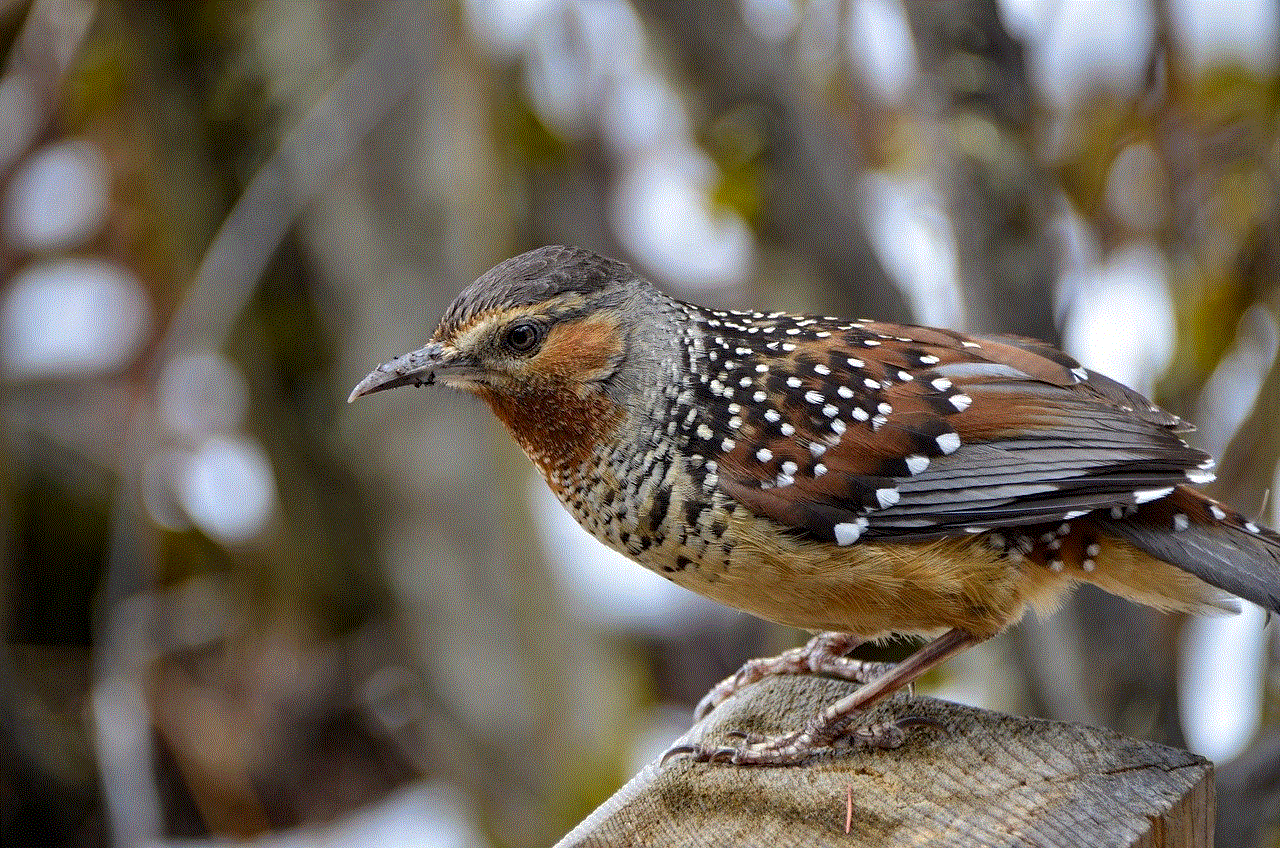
[480,382,625,477]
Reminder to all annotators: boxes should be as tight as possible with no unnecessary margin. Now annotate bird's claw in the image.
[659,744,697,766]
[659,728,821,766]
[708,746,739,763]
[892,714,945,732]
[694,633,893,721]
[659,714,941,767]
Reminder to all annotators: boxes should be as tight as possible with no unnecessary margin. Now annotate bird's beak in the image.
[348,341,466,402]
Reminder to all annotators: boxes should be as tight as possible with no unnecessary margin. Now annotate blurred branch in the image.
[92,4,434,843]
[0,638,82,837]
[1209,145,1280,519]
[0,0,94,176]
[902,0,1059,341]
[93,566,163,847]
[1216,351,1280,519]
[1216,729,1280,848]
[632,0,908,321]
[159,0,433,361]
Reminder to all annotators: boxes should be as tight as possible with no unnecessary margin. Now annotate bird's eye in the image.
[503,321,544,354]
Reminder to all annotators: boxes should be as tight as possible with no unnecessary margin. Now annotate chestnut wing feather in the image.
[709,321,1209,544]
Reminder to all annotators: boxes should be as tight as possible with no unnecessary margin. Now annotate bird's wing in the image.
[707,321,1213,545]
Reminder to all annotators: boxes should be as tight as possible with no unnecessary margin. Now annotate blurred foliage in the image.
[505,90,574,169]
[703,105,767,225]
[8,456,111,645]
[0,1,1278,846]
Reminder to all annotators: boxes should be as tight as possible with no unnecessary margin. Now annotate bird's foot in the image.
[695,632,893,721]
[662,715,942,767]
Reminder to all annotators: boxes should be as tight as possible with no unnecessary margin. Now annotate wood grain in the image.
[557,676,1211,847]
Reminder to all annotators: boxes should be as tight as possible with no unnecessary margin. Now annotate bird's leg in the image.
[694,631,891,720]
[668,628,980,767]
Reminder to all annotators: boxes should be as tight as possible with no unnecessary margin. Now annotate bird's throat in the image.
[479,382,624,478]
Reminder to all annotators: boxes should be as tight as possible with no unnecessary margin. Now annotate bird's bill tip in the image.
[347,372,388,403]
[347,344,444,402]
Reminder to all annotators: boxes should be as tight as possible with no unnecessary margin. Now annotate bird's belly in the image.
[550,460,1066,639]
[643,521,1069,639]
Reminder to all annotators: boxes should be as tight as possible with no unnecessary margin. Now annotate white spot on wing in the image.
[875,488,900,508]
[906,455,930,475]
[756,448,773,463]
[936,432,961,454]
[1134,487,1174,504]
[834,518,868,545]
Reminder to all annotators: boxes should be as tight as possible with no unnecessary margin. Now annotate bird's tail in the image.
[1092,485,1280,614]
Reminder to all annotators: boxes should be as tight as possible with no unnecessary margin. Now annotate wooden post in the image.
[556,676,1212,847]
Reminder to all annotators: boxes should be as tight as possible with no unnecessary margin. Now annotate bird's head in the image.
[350,246,674,467]
[350,246,643,400]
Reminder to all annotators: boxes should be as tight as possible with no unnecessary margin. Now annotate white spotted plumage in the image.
[554,275,1280,605]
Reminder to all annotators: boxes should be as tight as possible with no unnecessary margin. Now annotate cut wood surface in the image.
[557,676,1212,848]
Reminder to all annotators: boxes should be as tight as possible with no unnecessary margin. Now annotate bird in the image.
[350,244,1280,766]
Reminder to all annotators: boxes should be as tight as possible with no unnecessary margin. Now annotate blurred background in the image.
[0,0,1277,845]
